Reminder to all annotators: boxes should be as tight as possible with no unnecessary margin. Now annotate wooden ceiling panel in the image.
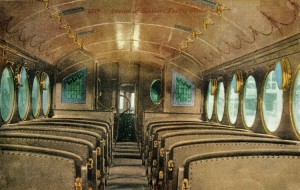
[0,0,299,73]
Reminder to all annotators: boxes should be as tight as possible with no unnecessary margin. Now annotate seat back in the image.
[0,144,86,190]
[181,150,300,190]
[0,126,100,146]
[0,133,92,163]
[162,130,276,150]
[0,127,105,181]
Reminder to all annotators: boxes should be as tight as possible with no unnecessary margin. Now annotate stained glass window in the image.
[172,71,195,106]
[0,66,15,123]
[32,75,41,118]
[18,67,30,120]
[42,73,51,116]
[62,68,86,104]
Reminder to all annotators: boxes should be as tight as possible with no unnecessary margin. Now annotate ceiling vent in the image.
[77,29,95,36]
[62,7,85,16]
[174,25,192,33]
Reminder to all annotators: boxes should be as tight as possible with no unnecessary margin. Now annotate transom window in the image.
[216,82,225,122]
[227,75,239,124]
[291,68,300,137]
[32,75,41,118]
[0,66,15,123]
[172,71,195,106]
[42,73,51,116]
[242,76,257,128]
[62,68,87,104]
[262,71,283,132]
[206,80,214,120]
[18,67,30,120]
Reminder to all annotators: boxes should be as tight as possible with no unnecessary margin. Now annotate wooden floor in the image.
[106,142,149,190]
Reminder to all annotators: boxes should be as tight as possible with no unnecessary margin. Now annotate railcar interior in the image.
[0,0,300,190]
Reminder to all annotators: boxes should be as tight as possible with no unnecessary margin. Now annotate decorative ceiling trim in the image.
[86,39,204,68]
[5,0,84,36]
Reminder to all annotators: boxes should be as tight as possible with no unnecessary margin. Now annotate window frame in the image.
[150,79,162,104]
[31,74,41,118]
[206,80,215,120]
[171,71,195,106]
[226,75,240,125]
[62,68,87,104]
[42,73,51,117]
[290,65,300,139]
[216,81,225,123]
[0,65,16,123]
[241,75,258,129]
[260,70,283,134]
[17,66,30,121]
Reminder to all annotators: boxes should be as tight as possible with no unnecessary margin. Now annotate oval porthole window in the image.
[0,66,15,123]
[291,68,300,137]
[18,67,30,120]
[206,80,214,120]
[242,76,257,128]
[262,71,283,132]
[227,75,239,125]
[32,75,41,118]
[150,79,162,104]
[216,82,225,122]
[42,73,51,116]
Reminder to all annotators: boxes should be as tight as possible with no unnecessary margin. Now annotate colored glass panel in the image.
[172,72,195,106]
[62,68,86,103]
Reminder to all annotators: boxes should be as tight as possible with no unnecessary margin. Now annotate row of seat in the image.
[0,117,113,190]
[142,117,300,190]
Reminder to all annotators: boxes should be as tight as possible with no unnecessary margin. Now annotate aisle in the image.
[106,142,150,190]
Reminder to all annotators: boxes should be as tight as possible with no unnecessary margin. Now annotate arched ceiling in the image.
[0,0,299,74]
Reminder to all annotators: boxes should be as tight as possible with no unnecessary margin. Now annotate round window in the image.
[216,82,225,122]
[291,68,300,137]
[206,80,214,120]
[227,76,239,124]
[150,79,162,104]
[242,76,257,128]
[32,75,41,118]
[262,71,283,132]
[18,67,30,120]
[42,73,51,116]
[0,67,15,123]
